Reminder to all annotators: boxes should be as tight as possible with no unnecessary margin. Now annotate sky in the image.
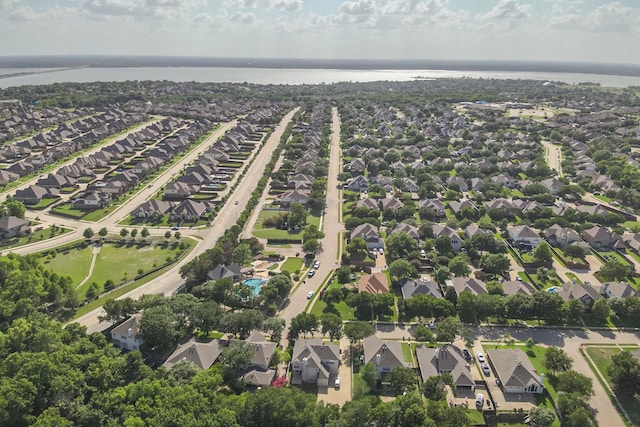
[0,0,639,64]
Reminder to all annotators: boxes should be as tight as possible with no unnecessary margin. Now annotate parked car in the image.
[171,226,179,231]
[314,260,320,269]
[379,248,384,255]
[462,349,471,361]
[235,200,239,205]
[477,352,485,362]
[307,269,316,278]
[334,376,340,389]
[475,393,484,406]
[482,363,490,376]
[306,291,314,300]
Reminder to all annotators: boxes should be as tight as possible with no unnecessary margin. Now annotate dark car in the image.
[462,349,472,361]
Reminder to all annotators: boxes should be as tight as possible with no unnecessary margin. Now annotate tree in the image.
[525,337,535,355]
[100,298,138,322]
[83,228,94,239]
[231,243,252,266]
[174,231,181,240]
[130,228,138,239]
[164,231,171,240]
[343,321,375,343]
[336,266,351,284]
[302,238,319,254]
[412,324,435,343]
[140,304,180,355]
[120,228,129,238]
[219,310,264,339]
[590,298,610,323]
[360,362,377,389]
[141,227,150,238]
[447,254,471,277]
[320,313,343,340]
[599,260,632,282]
[457,291,478,323]
[544,346,572,374]
[563,245,585,260]
[219,342,254,377]
[261,317,286,343]
[192,300,222,335]
[608,350,640,396]
[532,242,553,264]
[479,253,511,276]
[98,227,108,237]
[435,316,462,342]
[289,312,319,338]
[385,232,420,261]
[322,287,343,305]
[387,366,417,395]
[556,370,594,396]
[528,406,555,427]
[388,259,417,284]
[287,203,307,230]
[433,266,452,285]
[422,374,451,400]
[85,281,101,300]
[433,236,453,254]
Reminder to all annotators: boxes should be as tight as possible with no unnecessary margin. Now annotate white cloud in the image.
[230,11,256,24]
[483,0,531,20]
[581,1,638,33]
[225,0,302,11]
[338,0,375,15]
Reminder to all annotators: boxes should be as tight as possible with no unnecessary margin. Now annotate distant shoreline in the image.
[1,56,640,78]
[0,67,86,80]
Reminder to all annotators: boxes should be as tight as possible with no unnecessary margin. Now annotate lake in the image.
[1,66,640,88]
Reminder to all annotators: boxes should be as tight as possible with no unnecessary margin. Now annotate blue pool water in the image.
[243,278,266,294]
[547,286,560,293]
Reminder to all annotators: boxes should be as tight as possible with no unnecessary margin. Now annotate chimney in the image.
[127,327,132,337]
[375,354,381,366]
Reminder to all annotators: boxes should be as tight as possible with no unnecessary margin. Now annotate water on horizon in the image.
[1,66,640,88]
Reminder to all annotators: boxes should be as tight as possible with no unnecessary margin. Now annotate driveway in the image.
[318,337,352,406]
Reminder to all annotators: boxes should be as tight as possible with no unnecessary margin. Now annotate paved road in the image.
[375,323,638,427]
[542,140,563,177]
[74,108,300,333]
[277,107,344,333]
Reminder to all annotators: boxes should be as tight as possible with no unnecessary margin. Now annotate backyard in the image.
[252,210,321,240]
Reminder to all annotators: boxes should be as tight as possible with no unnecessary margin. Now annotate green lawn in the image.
[310,277,355,320]
[0,226,72,251]
[401,342,415,365]
[586,346,640,426]
[43,239,194,300]
[42,244,93,285]
[50,203,85,219]
[253,213,321,240]
[281,257,303,274]
[598,251,631,266]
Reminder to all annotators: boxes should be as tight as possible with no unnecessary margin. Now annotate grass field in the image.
[281,257,303,274]
[586,346,640,426]
[42,239,194,299]
[42,245,93,284]
[310,277,355,320]
[253,212,321,239]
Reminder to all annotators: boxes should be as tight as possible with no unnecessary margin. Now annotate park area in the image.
[41,238,194,300]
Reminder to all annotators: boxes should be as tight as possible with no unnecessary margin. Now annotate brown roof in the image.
[357,273,389,295]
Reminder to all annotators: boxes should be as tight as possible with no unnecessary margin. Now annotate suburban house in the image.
[432,224,462,251]
[207,263,242,282]
[558,281,602,308]
[170,200,209,222]
[236,331,277,383]
[131,200,174,218]
[501,280,537,297]
[400,278,443,300]
[448,199,476,216]
[363,335,411,379]
[541,177,563,195]
[487,349,544,394]
[418,199,446,217]
[0,216,31,239]
[290,338,340,387]
[544,224,582,248]
[445,277,488,296]
[508,225,542,250]
[163,338,223,370]
[165,181,198,199]
[0,170,19,185]
[346,175,369,192]
[601,281,639,299]
[416,344,475,391]
[357,273,390,295]
[380,197,404,213]
[36,173,77,189]
[110,314,144,351]
[276,189,311,206]
[355,198,379,211]
[350,223,384,249]
[389,223,420,241]
[71,190,110,210]
[582,226,620,250]
[465,223,492,239]
[13,185,58,205]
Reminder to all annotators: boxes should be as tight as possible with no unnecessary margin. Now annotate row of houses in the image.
[0,105,93,143]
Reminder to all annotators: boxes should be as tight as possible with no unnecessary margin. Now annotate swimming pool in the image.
[547,286,560,293]
[243,278,266,294]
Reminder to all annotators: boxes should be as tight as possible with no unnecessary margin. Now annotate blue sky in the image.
[1,0,639,64]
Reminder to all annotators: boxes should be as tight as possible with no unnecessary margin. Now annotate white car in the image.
[477,352,485,362]
[334,376,341,389]
[314,260,320,269]
[306,291,314,300]
[475,393,484,406]
[379,248,384,255]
